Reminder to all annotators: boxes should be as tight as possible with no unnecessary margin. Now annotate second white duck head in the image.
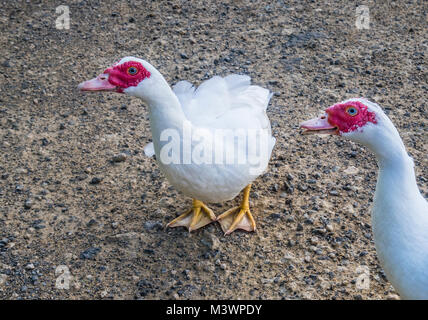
[301,98,428,299]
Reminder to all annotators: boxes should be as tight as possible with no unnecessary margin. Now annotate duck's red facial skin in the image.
[103,61,151,93]
[326,101,377,134]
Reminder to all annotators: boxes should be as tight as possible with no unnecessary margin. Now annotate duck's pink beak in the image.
[78,74,118,92]
[300,114,338,135]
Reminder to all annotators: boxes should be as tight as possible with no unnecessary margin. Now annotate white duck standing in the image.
[78,57,275,235]
[300,98,428,299]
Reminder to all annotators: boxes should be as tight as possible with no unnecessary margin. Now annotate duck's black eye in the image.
[127,66,138,75]
[346,107,358,116]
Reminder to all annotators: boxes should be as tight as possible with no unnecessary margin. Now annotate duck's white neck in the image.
[131,69,186,134]
[365,113,428,299]
[364,115,409,165]
[361,115,419,207]
[375,147,418,206]
[128,69,188,162]
[146,86,185,134]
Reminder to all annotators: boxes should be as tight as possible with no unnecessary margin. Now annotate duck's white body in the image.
[132,60,275,203]
[339,99,428,299]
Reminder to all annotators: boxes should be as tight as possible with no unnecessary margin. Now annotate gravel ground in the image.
[0,0,427,300]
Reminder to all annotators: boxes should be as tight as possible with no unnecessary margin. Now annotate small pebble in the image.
[298,184,308,192]
[24,199,32,209]
[80,247,101,260]
[0,274,7,286]
[25,263,35,270]
[111,153,127,163]
[89,177,102,185]
[144,221,163,231]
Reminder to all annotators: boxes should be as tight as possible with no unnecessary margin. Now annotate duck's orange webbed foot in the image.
[216,184,256,235]
[166,199,216,232]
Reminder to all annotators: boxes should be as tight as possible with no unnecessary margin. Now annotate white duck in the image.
[78,57,275,234]
[300,98,428,299]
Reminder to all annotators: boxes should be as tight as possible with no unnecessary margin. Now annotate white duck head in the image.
[78,56,171,105]
[300,98,407,161]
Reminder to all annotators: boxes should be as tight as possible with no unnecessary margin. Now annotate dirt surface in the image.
[0,0,427,300]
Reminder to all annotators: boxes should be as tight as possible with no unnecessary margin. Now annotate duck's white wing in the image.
[173,75,272,131]
[172,75,276,179]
